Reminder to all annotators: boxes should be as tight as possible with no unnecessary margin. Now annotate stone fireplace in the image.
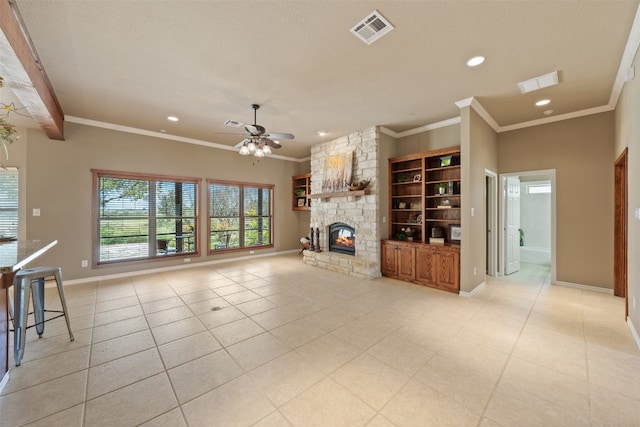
[329,222,355,255]
[303,128,381,279]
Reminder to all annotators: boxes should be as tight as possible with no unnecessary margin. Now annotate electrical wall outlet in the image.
[33,208,41,217]
[81,260,88,268]
[249,250,255,254]
[184,258,191,263]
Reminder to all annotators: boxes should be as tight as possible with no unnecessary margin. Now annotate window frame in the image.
[92,169,201,266]
[207,179,274,254]
[0,167,19,239]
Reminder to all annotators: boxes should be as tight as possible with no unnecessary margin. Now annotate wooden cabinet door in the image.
[397,244,416,281]
[436,248,460,291]
[381,241,398,277]
[415,245,436,285]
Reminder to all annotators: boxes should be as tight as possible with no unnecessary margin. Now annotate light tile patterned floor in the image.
[1,256,639,426]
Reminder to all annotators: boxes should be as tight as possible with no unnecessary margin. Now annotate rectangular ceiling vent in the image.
[351,10,394,45]
[224,119,243,128]
[517,71,559,94]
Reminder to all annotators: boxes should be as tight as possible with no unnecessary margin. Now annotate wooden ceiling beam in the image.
[0,0,63,140]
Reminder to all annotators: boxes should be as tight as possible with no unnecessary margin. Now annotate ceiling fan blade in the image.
[245,124,266,136]
[234,138,249,148]
[264,138,282,149]
[265,132,294,140]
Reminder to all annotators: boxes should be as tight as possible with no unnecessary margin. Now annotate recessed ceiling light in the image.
[167,116,179,122]
[535,99,551,106]
[317,131,327,136]
[543,109,554,116]
[466,56,485,67]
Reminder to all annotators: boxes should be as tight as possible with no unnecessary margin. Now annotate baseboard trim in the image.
[63,249,300,286]
[628,317,640,351]
[460,282,486,297]
[0,370,9,394]
[554,280,613,294]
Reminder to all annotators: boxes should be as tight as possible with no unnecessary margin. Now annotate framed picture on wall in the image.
[449,224,461,243]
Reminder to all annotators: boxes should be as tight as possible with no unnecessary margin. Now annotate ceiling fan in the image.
[225,104,294,156]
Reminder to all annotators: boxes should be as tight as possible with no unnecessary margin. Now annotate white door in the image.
[505,176,521,275]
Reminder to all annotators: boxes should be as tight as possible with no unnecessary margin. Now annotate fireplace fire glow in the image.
[329,222,355,255]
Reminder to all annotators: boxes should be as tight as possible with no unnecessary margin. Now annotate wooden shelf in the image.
[292,173,311,211]
[309,189,369,199]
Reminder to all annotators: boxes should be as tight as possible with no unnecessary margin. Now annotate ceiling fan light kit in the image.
[227,104,294,158]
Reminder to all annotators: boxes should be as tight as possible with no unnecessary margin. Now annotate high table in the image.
[0,240,57,385]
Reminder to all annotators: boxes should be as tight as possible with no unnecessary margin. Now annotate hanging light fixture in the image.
[238,137,272,158]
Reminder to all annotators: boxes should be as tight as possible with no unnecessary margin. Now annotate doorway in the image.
[500,170,556,283]
[485,170,498,276]
[614,149,627,315]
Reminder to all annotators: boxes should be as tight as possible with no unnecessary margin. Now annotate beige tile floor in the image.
[1,255,639,426]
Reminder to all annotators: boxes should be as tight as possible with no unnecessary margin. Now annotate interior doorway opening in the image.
[500,170,556,283]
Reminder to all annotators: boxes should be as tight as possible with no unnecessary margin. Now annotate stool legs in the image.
[11,267,74,366]
[31,277,46,337]
[54,269,74,342]
[13,277,32,366]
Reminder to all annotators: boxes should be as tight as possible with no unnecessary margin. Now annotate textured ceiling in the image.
[10,0,640,159]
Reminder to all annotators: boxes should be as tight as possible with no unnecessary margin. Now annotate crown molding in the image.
[65,115,302,163]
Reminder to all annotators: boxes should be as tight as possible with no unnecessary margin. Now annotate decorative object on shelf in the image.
[403,227,414,241]
[431,227,444,238]
[297,198,305,207]
[348,178,371,191]
[413,174,421,182]
[449,224,461,243]
[322,151,353,193]
[436,183,447,195]
[438,199,452,209]
[410,201,421,210]
[398,201,407,209]
[440,155,452,167]
[395,231,406,240]
[315,228,321,252]
[448,181,454,195]
[294,188,306,196]
[397,174,412,183]
[416,214,423,224]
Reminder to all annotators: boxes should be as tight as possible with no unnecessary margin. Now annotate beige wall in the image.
[498,112,615,289]
[615,48,640,333]
[460,107,498,293]
[24,122,305,280]
[395,124,460,157]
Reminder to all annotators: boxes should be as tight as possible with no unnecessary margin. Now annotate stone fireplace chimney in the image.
[303,128,381,279]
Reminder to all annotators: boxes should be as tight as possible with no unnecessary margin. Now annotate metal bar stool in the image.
[8,267,74,366]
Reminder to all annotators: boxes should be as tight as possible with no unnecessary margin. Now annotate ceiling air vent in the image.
[224,119,243,128]
[351,10,394,45]
[517,71,559,94]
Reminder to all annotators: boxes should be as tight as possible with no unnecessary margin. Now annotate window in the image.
[526,183,551,194]
[0,167,18,237]
[94,170,199,264]
[208,180,273,252]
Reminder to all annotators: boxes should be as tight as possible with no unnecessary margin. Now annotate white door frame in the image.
[499,169,557,283]
[485,169,498,277]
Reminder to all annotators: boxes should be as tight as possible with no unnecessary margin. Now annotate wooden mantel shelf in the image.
[309,189,370,200]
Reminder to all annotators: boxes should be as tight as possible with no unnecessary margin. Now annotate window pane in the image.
[96,173,198,264]
[208,181,272,252]
[210,185,240,216]
[0,168,18,237]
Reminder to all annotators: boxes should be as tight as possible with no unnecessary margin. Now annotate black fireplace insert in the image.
[329,222,355,255]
